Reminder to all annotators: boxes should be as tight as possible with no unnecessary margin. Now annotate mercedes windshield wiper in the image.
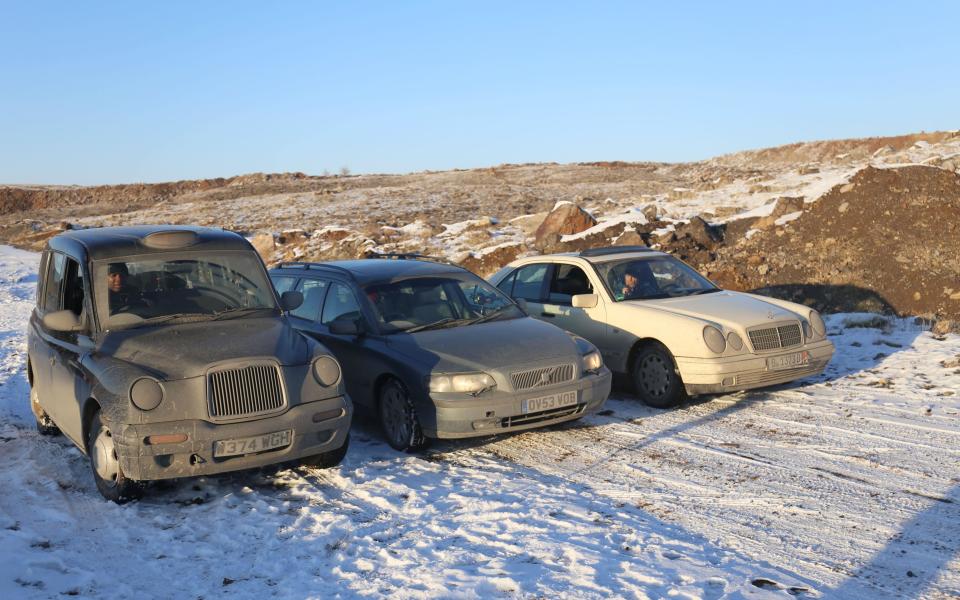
[688,288,721,296]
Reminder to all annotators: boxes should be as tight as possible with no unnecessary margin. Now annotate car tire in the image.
[378,379,427,452]
[87,410,144,503]
[30,386,61,436]
[301,433,350,469]
[631,343,687,408]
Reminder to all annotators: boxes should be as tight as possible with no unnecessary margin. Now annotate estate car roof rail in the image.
[578,245,654,257]
[365,252,456,266]
[276,262,357,279]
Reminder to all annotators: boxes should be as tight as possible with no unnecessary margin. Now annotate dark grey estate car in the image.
[270,256,612,451]
[27,226,352,502]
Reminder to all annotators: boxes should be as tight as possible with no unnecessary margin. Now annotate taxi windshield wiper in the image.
[130,312,211,327]
[211,306,274,320]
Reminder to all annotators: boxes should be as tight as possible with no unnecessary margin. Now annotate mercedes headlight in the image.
[582,350,603,373]
[312,356,342,387]
[703,325,727,354]
[428,372,496,394]
[808,310,826,340]
[726,331,744,352]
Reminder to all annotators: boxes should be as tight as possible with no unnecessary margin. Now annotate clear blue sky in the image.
[1,1,957,185]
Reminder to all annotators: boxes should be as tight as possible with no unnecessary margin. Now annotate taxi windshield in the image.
[93,252,278,329]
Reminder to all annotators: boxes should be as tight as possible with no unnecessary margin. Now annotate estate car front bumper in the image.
[677,339,834,395]
[113,395,352,481]
[421,367,612,439]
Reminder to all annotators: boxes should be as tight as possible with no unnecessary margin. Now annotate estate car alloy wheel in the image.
[378,379,427,452]
[631,343,686,409]
[87,411,144,503]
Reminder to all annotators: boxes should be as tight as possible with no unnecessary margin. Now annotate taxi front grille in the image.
[748,323,802,351]
[511,363,576,391]
[208,364,286,420]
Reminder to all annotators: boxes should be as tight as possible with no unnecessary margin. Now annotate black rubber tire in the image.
[301,433,350,469]
[30,387,61,436]
[86,411,144,504]
[378,379,428,452]
[631,343,687,408]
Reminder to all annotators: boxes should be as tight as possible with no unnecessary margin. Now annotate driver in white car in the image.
[617,262,659,300]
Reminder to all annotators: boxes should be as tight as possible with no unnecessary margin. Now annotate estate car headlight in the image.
[428,372,497,394]
[130,377,164,411]
[312,356,342,387]
[702,325,727,354]
[582,350,603,373]
[726,332,744,352]
[808,310,826,340]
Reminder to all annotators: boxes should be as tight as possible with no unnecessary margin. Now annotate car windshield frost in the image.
[594,256,719,301]
[364,276,522,333]
[93,252,278,329]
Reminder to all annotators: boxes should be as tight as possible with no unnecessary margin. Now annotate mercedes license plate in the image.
[522,390,578,414]
[214,429,292,457]
[766,351,810,371]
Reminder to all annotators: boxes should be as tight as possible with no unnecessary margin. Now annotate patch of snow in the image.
[774,211,803,226]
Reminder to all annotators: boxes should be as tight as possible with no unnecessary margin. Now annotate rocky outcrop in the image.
[534,203,597,249]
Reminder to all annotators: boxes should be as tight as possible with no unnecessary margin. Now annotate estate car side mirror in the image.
[280,290,303,311]
[571,294,599,309]
[42,309,85,333]
[329,318,362,336]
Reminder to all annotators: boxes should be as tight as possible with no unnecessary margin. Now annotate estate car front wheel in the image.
[378,379,427,452]
[631,343,687,409]
[87,410,144,503]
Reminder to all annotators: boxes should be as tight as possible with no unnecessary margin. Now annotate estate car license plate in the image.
[522,390,578,414]
[766,350,810,371]
[214,429,292,458]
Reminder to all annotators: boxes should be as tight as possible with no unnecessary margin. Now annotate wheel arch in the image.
[80,397,102,455]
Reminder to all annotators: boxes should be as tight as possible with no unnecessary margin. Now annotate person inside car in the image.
[107,262,149,314]
[616,262,659,300]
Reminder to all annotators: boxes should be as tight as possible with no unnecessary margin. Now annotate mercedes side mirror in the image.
[42,309,85,332]
[280,290,303,311]
[515,298,529,313]
[572,294,599,309]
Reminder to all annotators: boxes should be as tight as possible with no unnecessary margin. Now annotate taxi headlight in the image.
[312,356,342,387]
[703,326,727,354]
[428,373,496,394]
[130,377,164,411]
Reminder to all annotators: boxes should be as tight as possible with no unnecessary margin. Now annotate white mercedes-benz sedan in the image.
[489,246,834,407]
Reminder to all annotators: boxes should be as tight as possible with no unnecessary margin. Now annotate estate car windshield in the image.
[93,252,278,329]
[594,256,719,301]
[364,276,523,333]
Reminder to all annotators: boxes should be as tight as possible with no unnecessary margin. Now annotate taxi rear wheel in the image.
[631,343,686,408]
[87,411,144,504]
[378,379,427,452]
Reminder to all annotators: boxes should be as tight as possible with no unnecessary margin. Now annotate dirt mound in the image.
[703,165,960,320]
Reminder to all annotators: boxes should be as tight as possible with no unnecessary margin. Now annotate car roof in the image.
[522,246,669,264]
[272,258,469,286]
[48,225,252,261]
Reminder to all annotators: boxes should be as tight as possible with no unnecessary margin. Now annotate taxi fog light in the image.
[145,433,188,445]
[429,373,496,394]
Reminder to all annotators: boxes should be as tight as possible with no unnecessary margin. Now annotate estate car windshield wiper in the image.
[466,306,513,326]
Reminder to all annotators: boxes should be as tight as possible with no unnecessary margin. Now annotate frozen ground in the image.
[0,245,958,599]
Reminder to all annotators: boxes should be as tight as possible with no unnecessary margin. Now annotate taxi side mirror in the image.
[43,309,85,332]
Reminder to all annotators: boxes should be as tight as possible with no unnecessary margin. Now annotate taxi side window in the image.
[42,253,67,312]
[62,258,85,316]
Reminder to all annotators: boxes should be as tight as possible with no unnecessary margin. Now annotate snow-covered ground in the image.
[1,246,958,599]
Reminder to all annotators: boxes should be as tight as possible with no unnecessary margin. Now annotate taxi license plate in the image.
[522,390,578,414]
[214,429,292,458]
[767,351,810,371]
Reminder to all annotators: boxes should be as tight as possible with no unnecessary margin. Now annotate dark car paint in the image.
[28,226,352,482]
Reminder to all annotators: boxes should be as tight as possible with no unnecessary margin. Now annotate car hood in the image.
[386,317,578,373]
[628,291,801,329]
[98,317,315,380]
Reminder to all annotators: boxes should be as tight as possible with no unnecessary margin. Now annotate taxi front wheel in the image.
[87,411,144,503]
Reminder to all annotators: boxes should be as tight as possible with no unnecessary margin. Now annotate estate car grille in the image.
[511,363,576,391]
[208,364,286,420]
[748,323,803,352]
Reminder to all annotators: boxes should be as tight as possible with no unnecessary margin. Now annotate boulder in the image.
[674,216,723,248]
[248,232,275,261]
[754,197,805,229]
[534,203,597,249]
[458,242,527,277]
